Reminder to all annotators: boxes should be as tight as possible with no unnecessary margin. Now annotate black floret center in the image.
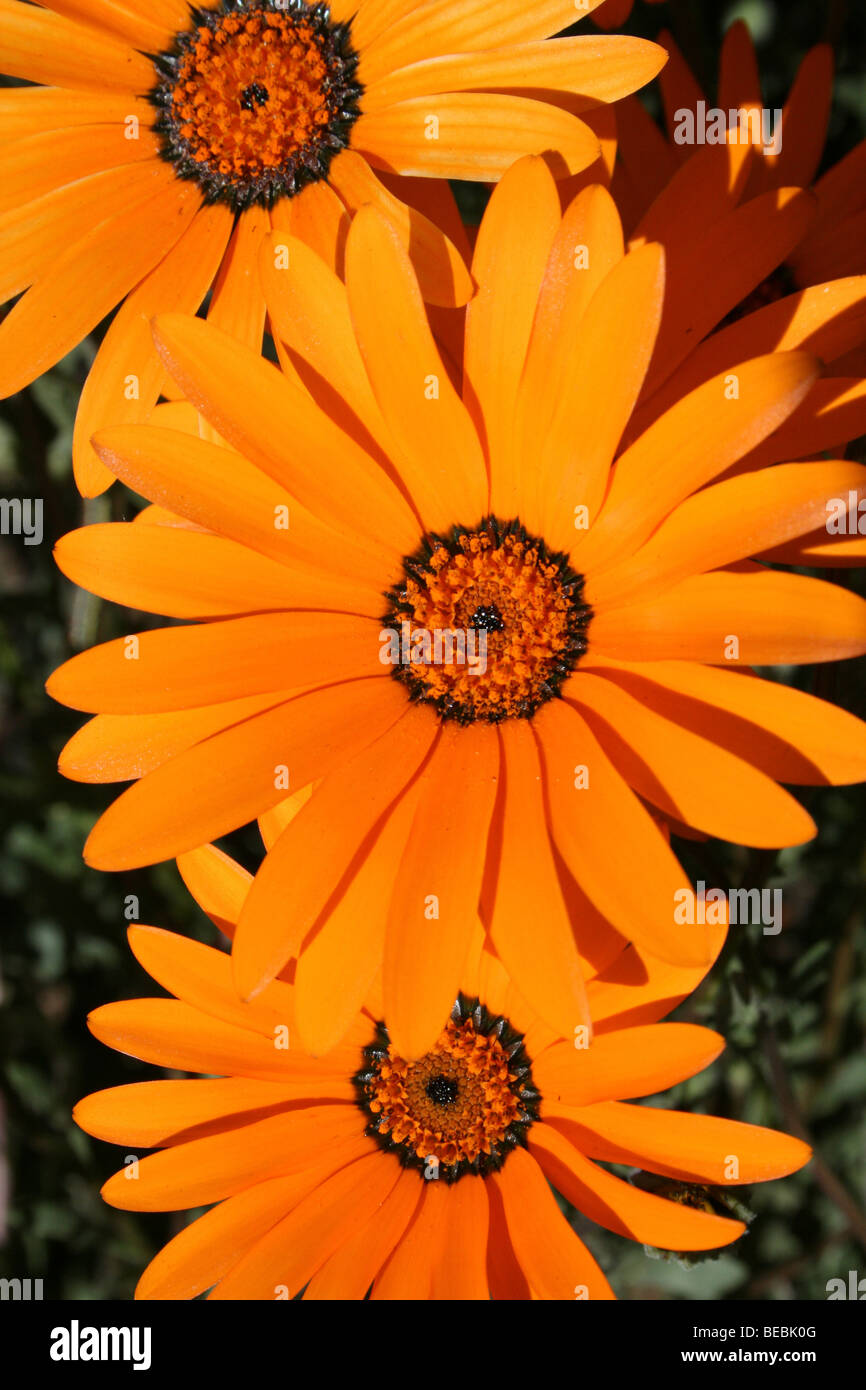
[470,604,505,634]
[425,1075,459,1106]
[240,82,269,110]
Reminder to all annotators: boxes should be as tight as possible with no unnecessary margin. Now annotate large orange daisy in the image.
[596,131,866,553]
[614,21,866,292]
[602,23,866,549]
[74,852,810,1300]
[0,0,665,493]
[48,157,866,1059]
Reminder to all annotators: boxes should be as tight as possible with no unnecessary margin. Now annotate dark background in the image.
[1,0,865,1299]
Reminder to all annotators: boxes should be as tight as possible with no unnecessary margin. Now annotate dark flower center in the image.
[240,81,270,110]
[382,517,592,724]
[425,1075,459,1106]
[354,997,541,1183]
[469,604,505,634]
[150,0,363,211]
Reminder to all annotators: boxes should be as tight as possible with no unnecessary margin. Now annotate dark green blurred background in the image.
[1,0,865,1300]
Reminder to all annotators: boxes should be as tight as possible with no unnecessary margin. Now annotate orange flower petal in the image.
[534,699,707,967]
[38,0,182,51]
[260,227,395,463]
[718,19,762,115]
[494,1146,615,1300]
[383,722,499,1060]
[346,203,487,531]
[135,1169,332,1301]
[591,460,866,607]
[566,674,817,847]
[632,278,866,440]
[73,203,233,497]
[485,1178,531,1299]
[586,934,727,1033]
[532,241,665,550]
[359,0,605,87]
[429,1176,490,1299]
[0,164,198,396]
[176,843,251,937]
[575,351,819,573]
[579,656,866,788]
[766,45,833,189]
[490,722,589,1038]
[55,523,382,619]
[304,1167,423,1300]
[640,187,816,395]
[293,777,424,1057]
[151,312,418,563]
[90,422,383,587]
[328,148,473,307]
[463,155,561,512]
[552,1101,812,1184]
[364,36,666,112]
[125,926,297,1040]
[74,1078,308,1148]
[270,177,349,276]
[535,1023,725,1108]
[101,1106,368,1211]
[734,377,866,476]
[0,0,152,90]
[59,695,289,786]
[81,677,406,869]
[354,92,600,181]
[371,1181,448,1300]
[208,1151,397,1300]
[530,1125,745,1251]
[0,86,152,141]
[232,706,436,1000]
[48,612,381,714]
[514,182,624,528]
[0,122,157,216]
[591,567,866,666]
[87,999,342,1087]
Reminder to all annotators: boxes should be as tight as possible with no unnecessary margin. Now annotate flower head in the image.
[0,0,666,492]
[49,157,866,1058]
[614,21,866,294]
[74,853,810,1300]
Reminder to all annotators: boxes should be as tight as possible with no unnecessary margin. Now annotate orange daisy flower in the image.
[74,853,810,1300]
[0,0,665,494]
[613,21,866,292]
[595,128,866,557]
[48,157,866,1058]
[595,23,866,530]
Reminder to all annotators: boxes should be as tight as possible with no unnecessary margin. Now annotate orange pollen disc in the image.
[175,15,329,174]
[354,1000,540,1182]
[151,1,361,210]
[382,519,591,724]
